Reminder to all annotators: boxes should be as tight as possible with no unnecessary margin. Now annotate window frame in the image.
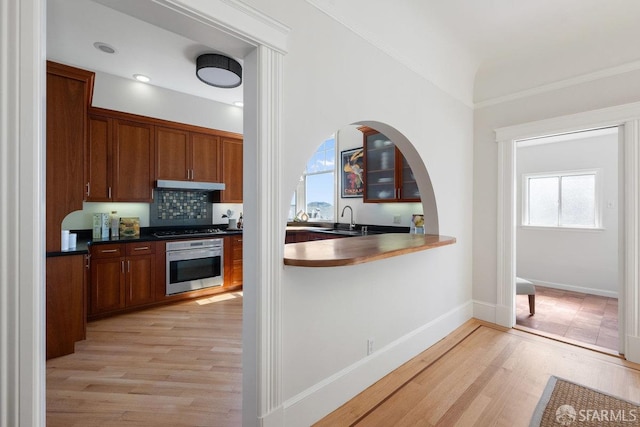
[289,136,338,223]
[521,168,603,230]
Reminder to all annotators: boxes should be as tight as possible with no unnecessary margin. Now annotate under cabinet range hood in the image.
[155,180,226,191]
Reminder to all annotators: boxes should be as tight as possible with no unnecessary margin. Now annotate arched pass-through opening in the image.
[355,120,440,235]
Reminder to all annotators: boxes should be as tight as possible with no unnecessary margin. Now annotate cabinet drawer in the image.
[91,243,124,258]
[126,241,155,256]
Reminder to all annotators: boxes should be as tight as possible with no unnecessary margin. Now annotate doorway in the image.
[513,128,621,353]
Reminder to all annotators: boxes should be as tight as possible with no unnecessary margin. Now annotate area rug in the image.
[530,376,640,426]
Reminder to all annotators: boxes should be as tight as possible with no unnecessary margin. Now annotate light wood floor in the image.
[316,320,640,426]
[46,292,243,427]
[48,296,640,427]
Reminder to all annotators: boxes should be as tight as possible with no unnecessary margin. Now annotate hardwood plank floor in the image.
[46,292,243,427]
[316,320,640,426]
[49,296,640,427]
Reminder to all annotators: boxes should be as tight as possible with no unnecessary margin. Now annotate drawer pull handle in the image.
[133,246,149,251]
[101,249,118,253]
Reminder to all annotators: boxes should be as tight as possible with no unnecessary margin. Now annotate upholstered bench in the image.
[516,277,536,315]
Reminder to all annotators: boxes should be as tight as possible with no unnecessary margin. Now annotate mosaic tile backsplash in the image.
[150,189,213,226]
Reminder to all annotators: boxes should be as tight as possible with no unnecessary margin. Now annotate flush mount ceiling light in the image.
[196,54,242,88]
[233,101,244,107]
[93,41,116,54]
[133,74,150,83]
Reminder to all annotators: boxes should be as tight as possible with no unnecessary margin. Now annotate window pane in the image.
[528,177,558,226]
[306,172,334,221]
[306,137,335,173]
[288,193,296,220]
[561,175,595,226]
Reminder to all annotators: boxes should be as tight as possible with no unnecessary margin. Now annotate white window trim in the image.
[292,137,338,223]
[521,168,603,230]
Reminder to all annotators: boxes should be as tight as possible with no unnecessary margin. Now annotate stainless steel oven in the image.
[166,238,223,295]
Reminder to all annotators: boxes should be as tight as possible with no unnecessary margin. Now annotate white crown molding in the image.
[475,59,640,109]
[161,0,291,53]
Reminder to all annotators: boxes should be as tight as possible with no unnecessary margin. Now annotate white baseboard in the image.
[472,300,496,324]
[625,335,640,364]
[267,301,473,427]
[524,278,618,299]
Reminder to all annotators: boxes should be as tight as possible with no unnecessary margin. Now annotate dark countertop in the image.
[46,227,243,257]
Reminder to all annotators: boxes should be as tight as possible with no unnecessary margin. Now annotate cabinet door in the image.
[126,254,155,307]
[191,133,220,182]
[363,136,396,202]
[86,114,112,201]
[156,127,189,181]
[90,257,125,315]
[46,63,94,251]
[221,138,243,202]
[230,236,243,287]
[113,120,155,202]
[46,255,86,359]
[399,154,420,202]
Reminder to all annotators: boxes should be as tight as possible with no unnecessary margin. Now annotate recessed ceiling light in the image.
[233,101,244,107]
[93,42,116,54]
[133,74,150,83]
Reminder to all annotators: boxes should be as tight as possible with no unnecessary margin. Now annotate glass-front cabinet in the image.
[360,126,420,203]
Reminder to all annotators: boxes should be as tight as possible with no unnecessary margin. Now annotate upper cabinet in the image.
[360,127,420,203]
[220,138,243,203]
[46,61,95,251]
[156,127,221,182]
[86,110,155,202]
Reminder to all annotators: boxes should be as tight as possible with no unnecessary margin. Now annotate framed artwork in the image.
[341,148,364,198]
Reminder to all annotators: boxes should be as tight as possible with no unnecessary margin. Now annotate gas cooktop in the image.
[153,228,225,238]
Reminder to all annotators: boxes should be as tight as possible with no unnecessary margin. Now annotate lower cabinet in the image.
[224,234,242,288]
[89,242,156,317]
[46,255,87,359]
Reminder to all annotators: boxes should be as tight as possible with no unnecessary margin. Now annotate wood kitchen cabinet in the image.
[89,242,156,318]
[46,61,94,252]
[156,127,221,182]
[360,127,420,203]
[46,254,88,359]
[86,110,155,202]
[225,235,243,287]
[220,138,243,202]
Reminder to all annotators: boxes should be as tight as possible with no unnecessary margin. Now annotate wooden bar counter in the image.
[284,233,456,267]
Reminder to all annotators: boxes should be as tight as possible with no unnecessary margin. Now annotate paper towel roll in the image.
[61,230,70,251]
[69,233,77,249]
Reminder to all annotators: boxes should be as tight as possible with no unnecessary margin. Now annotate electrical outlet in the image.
[367,338,374,355]
[393,215,401,224]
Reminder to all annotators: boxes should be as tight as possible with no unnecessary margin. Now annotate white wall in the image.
[242,1,473,425]
[92,71,243,133]
[516,133,619,297]
[473,68,640,313]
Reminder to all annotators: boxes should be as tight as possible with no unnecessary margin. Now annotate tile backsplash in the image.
[150,189,213,226]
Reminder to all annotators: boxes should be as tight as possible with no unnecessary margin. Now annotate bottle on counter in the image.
[110,211,119,238]
[237,212,243,229]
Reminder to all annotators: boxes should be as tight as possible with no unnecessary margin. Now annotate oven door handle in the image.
[167,249,220,261]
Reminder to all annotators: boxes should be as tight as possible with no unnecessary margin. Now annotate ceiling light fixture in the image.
[133,74,150,83]
[196,54,242,88]
[233,101,244,107]
[93,42,116,54]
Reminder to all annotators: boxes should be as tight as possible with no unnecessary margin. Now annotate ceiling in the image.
[47,0,245,106]
[47,0,640,106]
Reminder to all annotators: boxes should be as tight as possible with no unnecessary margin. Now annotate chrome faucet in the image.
[341,205,355,230]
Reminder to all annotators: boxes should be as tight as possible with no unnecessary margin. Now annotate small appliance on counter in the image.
[119,217,140,237]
